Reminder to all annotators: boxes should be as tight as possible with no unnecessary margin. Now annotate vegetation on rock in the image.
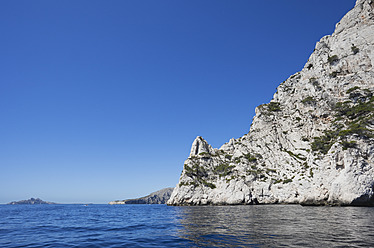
[311,88,374,154]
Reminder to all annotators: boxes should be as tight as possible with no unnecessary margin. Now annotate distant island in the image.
[7,198,56,205]
[109,188,174,205]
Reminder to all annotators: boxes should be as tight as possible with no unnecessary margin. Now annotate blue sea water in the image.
[0,204,373,247]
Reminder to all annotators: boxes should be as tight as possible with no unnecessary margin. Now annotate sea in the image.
[0,204,373,247]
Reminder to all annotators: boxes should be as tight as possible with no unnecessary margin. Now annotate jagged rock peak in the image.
[189,136,215,157]
[334,0,374,35]
[168,1,374,206]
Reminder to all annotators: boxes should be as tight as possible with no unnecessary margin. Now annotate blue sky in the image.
[0,0,355,204]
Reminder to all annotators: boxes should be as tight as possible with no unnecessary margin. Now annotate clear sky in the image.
[1,0,356,204]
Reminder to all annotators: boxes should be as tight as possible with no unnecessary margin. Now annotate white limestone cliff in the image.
[168,0,374,206]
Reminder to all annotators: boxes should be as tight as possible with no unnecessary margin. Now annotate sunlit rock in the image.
[168,0,374,206]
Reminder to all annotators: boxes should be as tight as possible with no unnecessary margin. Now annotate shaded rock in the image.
[109,188,174,205]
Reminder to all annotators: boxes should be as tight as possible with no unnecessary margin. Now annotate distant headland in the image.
[7,198,56,205]
[109,188,174,205]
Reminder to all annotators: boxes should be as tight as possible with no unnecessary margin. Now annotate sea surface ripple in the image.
[1,204,373,247]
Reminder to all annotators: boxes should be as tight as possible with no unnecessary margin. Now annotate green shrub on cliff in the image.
[267,102,281,112]
[328,55,339,64]
[214,163,235,178]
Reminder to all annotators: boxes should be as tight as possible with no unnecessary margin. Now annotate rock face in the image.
[7,198,56,205]
[168,0,374,206]
[109,188,174,205]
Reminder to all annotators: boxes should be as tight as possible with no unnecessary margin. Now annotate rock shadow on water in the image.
[171,204,374,247]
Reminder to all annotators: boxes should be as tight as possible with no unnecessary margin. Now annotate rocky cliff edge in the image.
[168,0,374,206]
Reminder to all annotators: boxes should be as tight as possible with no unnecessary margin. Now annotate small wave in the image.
[1,205,374,248]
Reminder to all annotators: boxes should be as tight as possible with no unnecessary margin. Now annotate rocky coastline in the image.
[109,188,174,205]
[168,0,374,206]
